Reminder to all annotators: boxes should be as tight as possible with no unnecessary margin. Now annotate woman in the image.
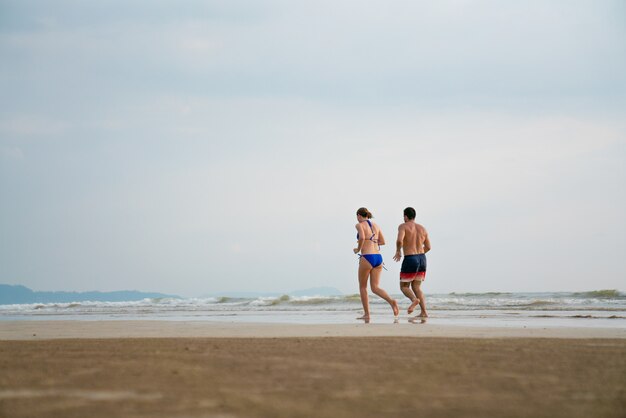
[353,207,399,320]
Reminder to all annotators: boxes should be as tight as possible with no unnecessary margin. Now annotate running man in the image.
[393,207,431,317]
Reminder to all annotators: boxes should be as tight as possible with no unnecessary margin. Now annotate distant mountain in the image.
[204,286,343,298]
[0,284,179,305]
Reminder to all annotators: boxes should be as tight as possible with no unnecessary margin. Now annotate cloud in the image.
[2,0,624,109]
[0,0,624,295]
[0,115,70,136]
[0,145,24,160]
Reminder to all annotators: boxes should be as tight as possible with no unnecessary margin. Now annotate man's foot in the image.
[356,315,370,320]
[391,300,399,317]
[407,298,420,314]
[417,311,428,318]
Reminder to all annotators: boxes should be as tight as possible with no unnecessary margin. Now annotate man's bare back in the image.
[394,222,430,260]
[394,207,430,317]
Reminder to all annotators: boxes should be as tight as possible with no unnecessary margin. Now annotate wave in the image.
[270,295,291,305]
[532,314,626,319]
[428,305,626,312]
[449,292,512,297]
[245,294,366,307]
[446,290,625,300]
[573,289,624,299]
[1,291,625,317]
[525,300,559,307]
[290,297,339,305]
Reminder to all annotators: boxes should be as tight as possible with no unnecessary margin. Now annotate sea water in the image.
[0,290,624,328]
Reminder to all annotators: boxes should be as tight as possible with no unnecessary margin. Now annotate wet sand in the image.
[0,322,625,417]
[1,320,625,340]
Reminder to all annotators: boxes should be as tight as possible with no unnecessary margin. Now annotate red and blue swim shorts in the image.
[400,254,427,282]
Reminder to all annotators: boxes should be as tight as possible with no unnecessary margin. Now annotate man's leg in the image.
[400,281,420,314]
[411,280,428,317]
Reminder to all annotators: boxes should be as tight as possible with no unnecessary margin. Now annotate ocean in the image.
[1,290,624,328]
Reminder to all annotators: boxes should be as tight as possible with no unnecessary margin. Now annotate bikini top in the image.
[356,220,378,244]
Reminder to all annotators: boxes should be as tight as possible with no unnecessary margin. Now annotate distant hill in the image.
[205,286,344,298]
[0,284,179,305]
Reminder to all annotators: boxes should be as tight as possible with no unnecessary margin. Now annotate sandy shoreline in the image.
[0,319,625,340]
[1,335,625,418]
[2,321,625,417]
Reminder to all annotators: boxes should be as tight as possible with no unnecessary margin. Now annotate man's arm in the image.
[393,225,405,262]
[424,232,431,253]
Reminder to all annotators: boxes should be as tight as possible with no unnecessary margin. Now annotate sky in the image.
[1,0,625,297]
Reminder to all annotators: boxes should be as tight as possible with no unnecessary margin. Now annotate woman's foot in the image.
[356,315,370,320]
[417,311,428,318]
[407,298,420,314]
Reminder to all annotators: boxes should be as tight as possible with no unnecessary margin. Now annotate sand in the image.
[1,321,625,418]
[1,320,625,340]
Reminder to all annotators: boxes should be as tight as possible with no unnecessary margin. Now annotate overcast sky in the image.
[1,0,625,297]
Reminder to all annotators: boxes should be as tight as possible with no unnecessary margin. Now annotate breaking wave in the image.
[573,289,624,299]
[0,291,624,318]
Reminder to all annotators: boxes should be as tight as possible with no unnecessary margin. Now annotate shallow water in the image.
[1,291,624,328]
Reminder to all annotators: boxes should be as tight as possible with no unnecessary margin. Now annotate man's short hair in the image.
[404,207,416,220]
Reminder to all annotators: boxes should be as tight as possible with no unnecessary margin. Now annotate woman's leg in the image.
[370,266,399,316]
[357,259,372,319]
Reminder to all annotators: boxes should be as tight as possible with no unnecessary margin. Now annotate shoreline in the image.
[1,319,625,340]
[2,335,624,417]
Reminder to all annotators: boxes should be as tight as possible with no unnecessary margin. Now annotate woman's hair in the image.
[356,207,373,219]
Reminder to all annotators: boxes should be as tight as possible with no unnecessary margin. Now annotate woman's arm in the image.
[354,224,365,254]
[377,226,386,246]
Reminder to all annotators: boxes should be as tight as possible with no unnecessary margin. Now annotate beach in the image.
[1,321,625,418]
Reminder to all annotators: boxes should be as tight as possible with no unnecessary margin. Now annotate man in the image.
[393,207,431,317]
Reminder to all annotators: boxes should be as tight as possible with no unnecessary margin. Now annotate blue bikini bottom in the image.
[361,254,383,268]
